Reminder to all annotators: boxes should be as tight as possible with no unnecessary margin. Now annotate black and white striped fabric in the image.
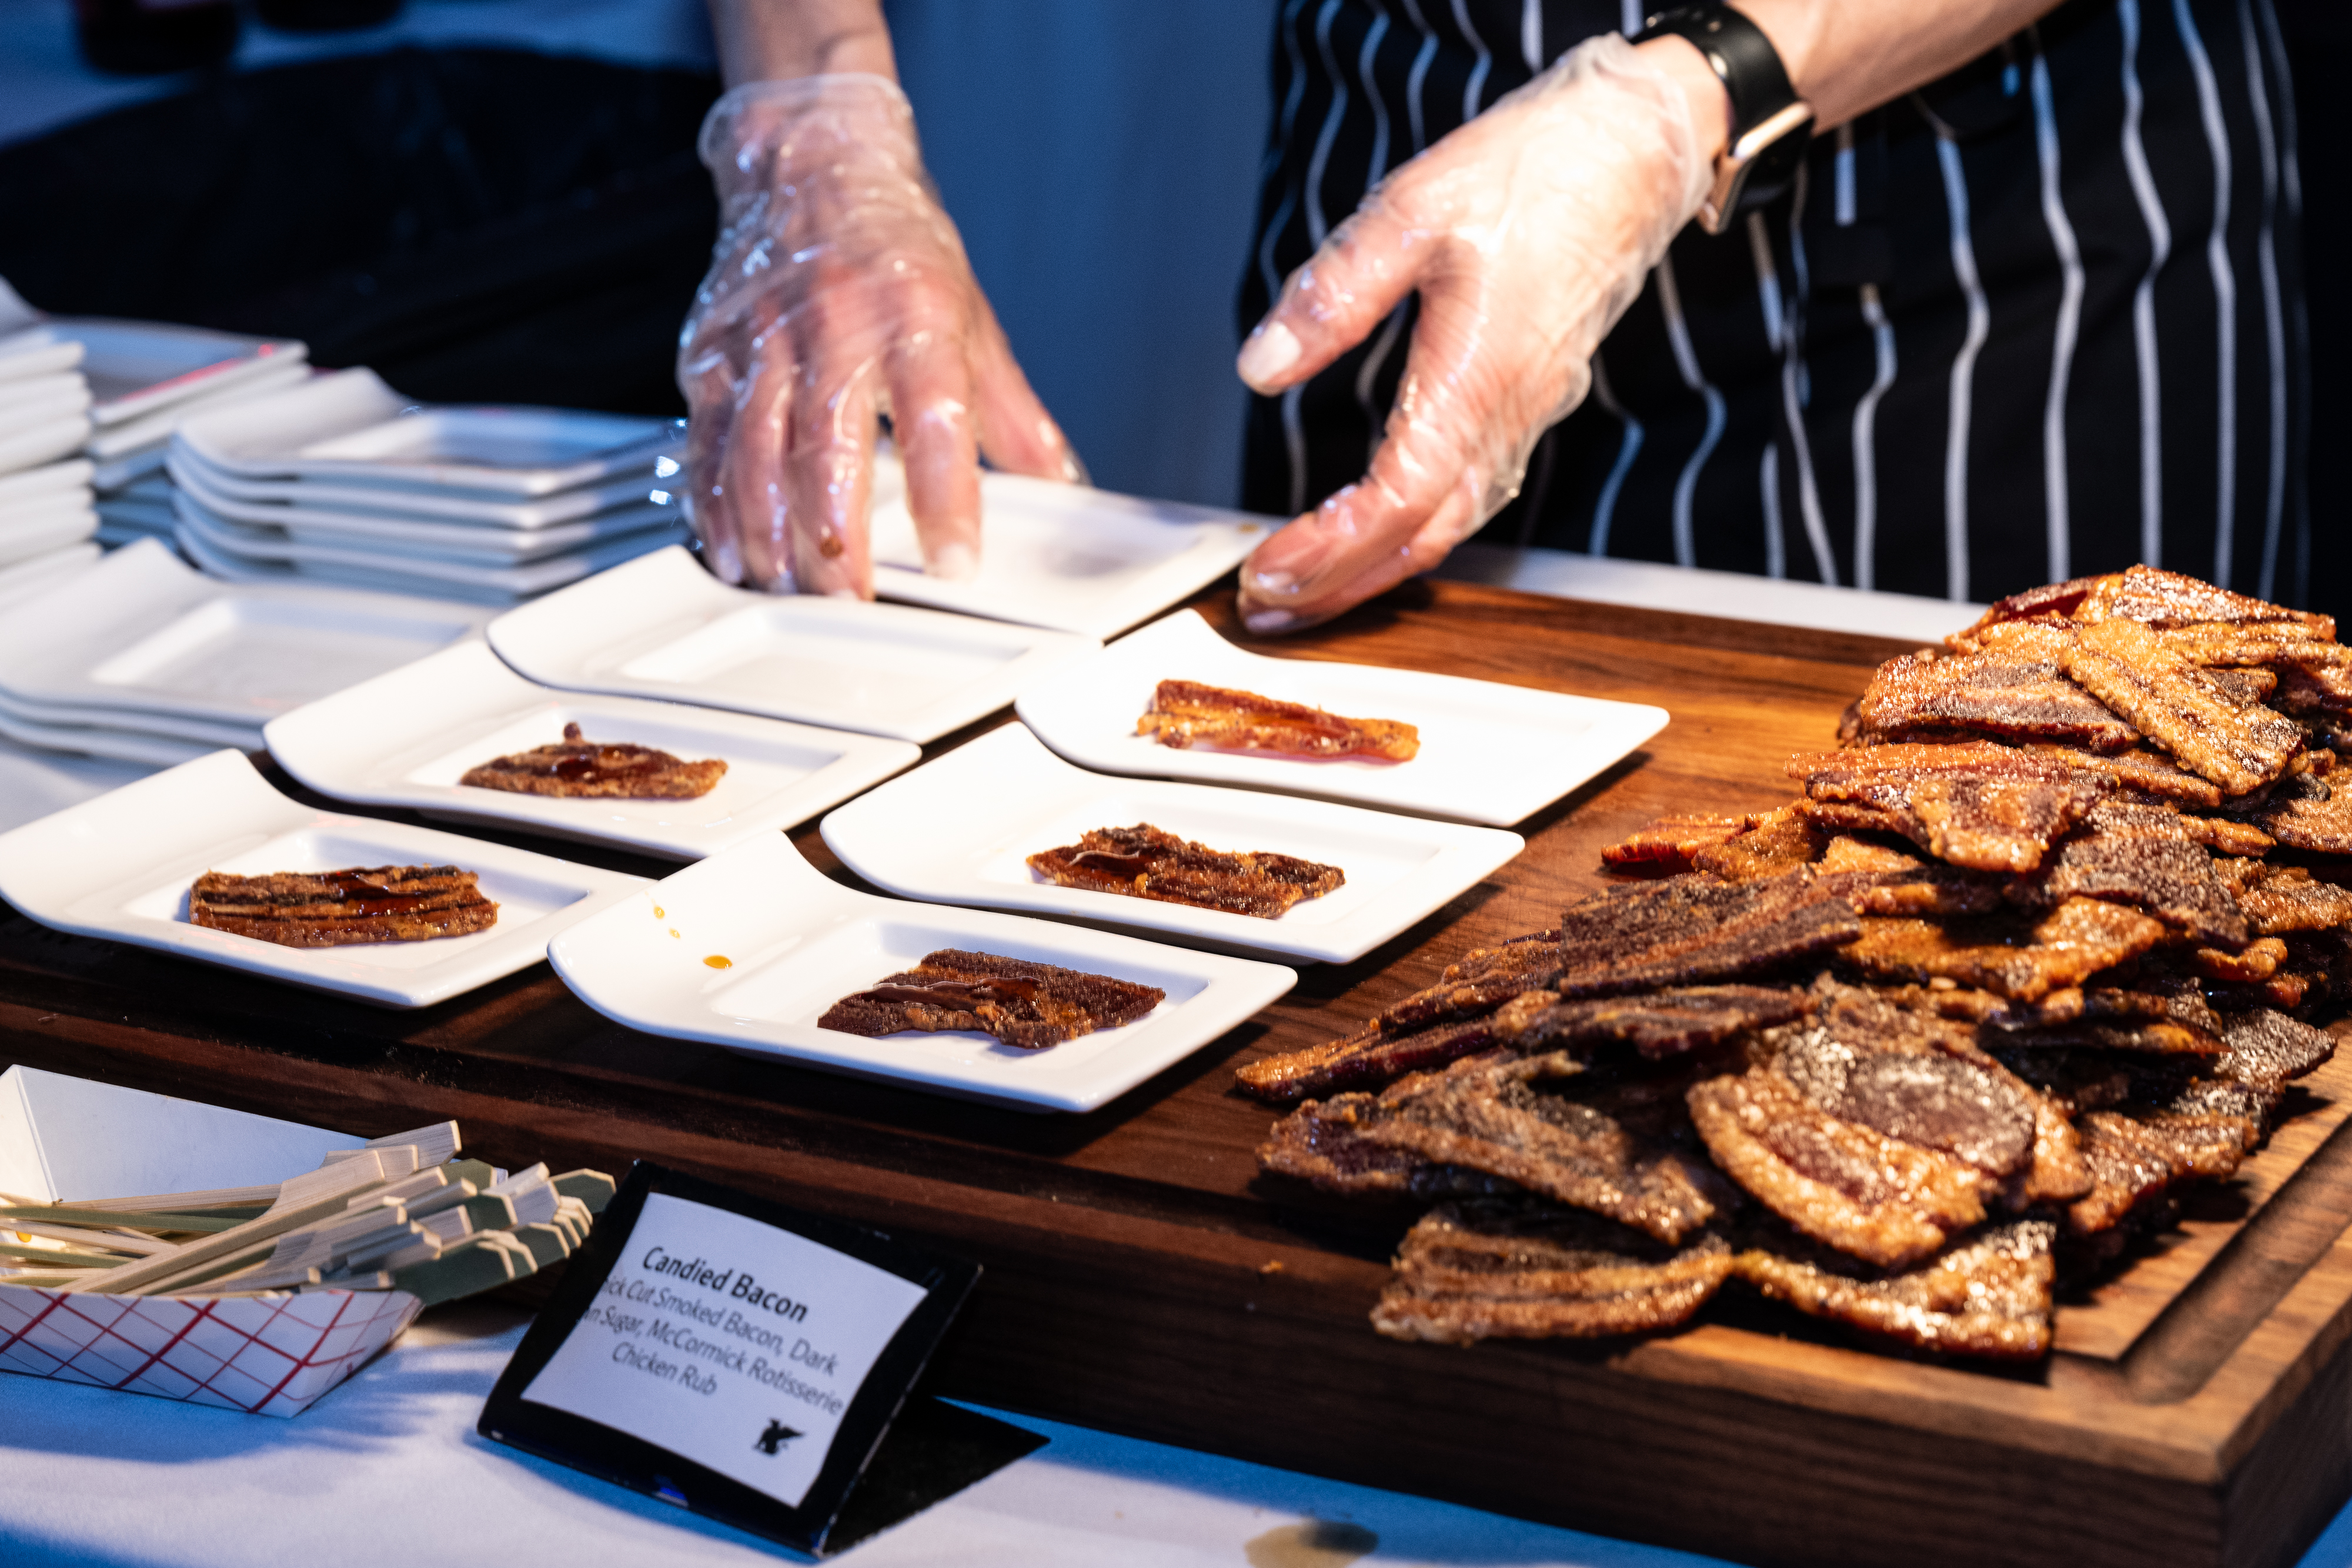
[1239,0,2311,607]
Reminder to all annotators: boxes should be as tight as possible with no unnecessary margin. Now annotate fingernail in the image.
[927,541,980,581]
[1242,609,1298,634]
[1237,323,1302,391]
[1248,569,1298,596]
[827,585,862,600]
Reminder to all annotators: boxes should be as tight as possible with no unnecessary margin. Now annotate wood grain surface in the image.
[4,578,2349,1568]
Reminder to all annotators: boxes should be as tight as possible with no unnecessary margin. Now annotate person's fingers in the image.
[721,321,797,591]
[1237,199,1428,395]
[783,302,880,597]
[678,343,744,584]
[883,288,984,581]
[970,302,1085,484]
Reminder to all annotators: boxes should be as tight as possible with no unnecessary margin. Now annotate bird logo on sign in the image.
[754,1420,803,1456]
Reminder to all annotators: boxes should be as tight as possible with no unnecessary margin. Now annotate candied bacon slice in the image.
[1025,822,1342,918]
[1853,649,2140,752]
[2024,744,2226,808]
[1840,897,2168,1002]
[818,949,1163,1048]
[1734,1219,2057,1360]
[1961,565,2334,638]
[1792,743,2113,872]
[1235,1017,1502,1105]
[1687,1066,1994,1268]
[2238,778,2352,855]
[1135,679,1419,760]
[1488,984,1806,1061]
[1371,1198,1733,1344]
[2016,801,2250,948]
[1551,872,1863,995]
[2216,1008,2337,1092]
[2159,625,2347,670]
[1601,813,1749,868]
[2274,665,2352,717]
[1259,1051,1730,1243]
[2068,1108,2249,1235]
[1785,982,2089,1206]
[1690,805,1827,881]
[459,722,726,799]
[2034,618,2306,794]
[2217,861,2352,935]
[189,865,498,948]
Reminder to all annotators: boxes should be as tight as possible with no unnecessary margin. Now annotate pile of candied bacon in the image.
[1241,567,2352,1360]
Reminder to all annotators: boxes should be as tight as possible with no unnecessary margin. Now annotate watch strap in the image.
[1632,5,1814,229]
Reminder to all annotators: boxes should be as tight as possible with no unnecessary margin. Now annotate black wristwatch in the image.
[1631,5,1814,233]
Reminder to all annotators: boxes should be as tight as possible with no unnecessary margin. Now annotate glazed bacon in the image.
[1854,648,2140,752]
[460,723,727,799]
[1371,1199,1733,1344]
[1791,743,2113,872]
[1136,679,1419,760]
[820,950,1163,1049]
[190,865,498,947]
[1026,823,1342,918]
[1734,1219,2057,1360]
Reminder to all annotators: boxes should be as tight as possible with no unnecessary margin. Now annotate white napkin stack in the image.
[165,367,689,607]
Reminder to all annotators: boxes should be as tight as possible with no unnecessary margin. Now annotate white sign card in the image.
[480,1163,985,1554]
[522,1192,927,1507]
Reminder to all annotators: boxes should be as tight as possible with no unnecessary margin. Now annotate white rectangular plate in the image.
[549,831,1294,1112]
[0,749,647,1008]
[169,454,675,559]
[0,505,96,569]
[170,443,674,527]
[172,491,687,591]
[51,318,307,426]
[0,537,491,727]
[866,457,1272,639]
[487,546,1100,744]
[173,367,675,497]
[266,640,921,861]
[1015,609,1671,827]
[0,736,156,836]
[820,724,1522,963]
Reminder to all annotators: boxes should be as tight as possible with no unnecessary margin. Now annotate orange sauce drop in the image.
[653,904,666,918]
[703,955,733,969]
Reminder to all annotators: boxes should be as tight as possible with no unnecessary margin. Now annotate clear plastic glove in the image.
[679,73,1081,595]
[1233,34,1712,633]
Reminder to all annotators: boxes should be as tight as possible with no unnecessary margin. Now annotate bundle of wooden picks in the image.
[0,1119,616,1309]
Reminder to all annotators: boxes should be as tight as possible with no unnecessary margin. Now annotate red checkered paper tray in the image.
[0,1277,421,1416]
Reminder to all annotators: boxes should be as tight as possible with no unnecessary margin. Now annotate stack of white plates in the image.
[69,317,310,500]
[0,536,490,765]
[0,282,101,591]
[164,367,688,606]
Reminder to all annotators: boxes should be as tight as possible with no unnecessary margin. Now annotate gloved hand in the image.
[679,73,1083,596]
[1232,34,1713,632]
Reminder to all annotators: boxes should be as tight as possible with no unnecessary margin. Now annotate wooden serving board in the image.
[4,580,2349,1568]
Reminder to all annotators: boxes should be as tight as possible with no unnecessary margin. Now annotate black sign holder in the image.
[479,1161,1040,1556]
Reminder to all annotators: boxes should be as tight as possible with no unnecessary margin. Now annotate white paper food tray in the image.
[0,1066,421,1416]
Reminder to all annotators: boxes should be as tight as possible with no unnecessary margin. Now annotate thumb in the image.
[1238,199,1426,394]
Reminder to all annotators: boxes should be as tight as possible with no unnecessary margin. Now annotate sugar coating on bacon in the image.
[1734,1219,2056,1360]
[1371,1199,1733,1343]
[1135,679,1419,760]
[1793,742,2113,872]
[1600,813,1750,868]
[190,864,498,948]
[2029,618,2308,794]
[1025,822,1343,918]
[1840,897,2169,1003]
[1854,648,2140,752]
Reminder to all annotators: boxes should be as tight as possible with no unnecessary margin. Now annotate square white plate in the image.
[0,735,155,836]
[1016,609,1671,827]
[0,538,492,727]
[0,542,98,611]
[83,357,312,460]
[50,319,307,427]
[0,327,86,384]
[865,457,1272,640]
[820,723,1522,964]
[0,707,212,767]
[171,441,675,528]
[0,749,647,1008]
[169,454,676,557]
[487,546,1100,744]
[548,831,1294,1112]
[0,412,90,476]
[175,368,675,497]
[0,371,91,423]
[169,517,531,607]
[172,491,688,593]
[0,686,262,752]
[266,640,921,861]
